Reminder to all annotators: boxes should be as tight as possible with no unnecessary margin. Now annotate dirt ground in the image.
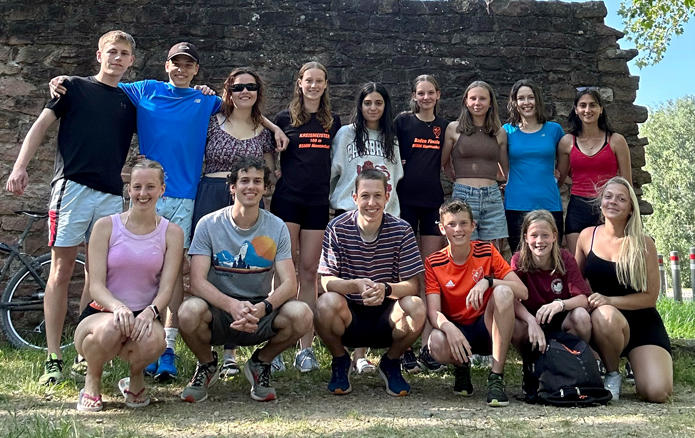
[3,369,695,438]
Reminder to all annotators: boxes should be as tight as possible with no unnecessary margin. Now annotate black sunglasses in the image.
[230,83,259,92]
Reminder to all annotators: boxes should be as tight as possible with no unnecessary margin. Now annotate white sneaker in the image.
[270,354,285,374]
[294,348,320,372]
[354,357,376,374]
[604,371,622,401]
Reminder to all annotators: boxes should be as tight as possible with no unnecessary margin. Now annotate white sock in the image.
[164,328,178,351]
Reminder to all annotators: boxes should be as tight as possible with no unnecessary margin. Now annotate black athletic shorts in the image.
[506,210,564,253]
[400,204,440,236]
[77,303,156,324]
[270,196,330,230]
[565,195,601,234]
[452,314,492,355]
[342,298,396,349]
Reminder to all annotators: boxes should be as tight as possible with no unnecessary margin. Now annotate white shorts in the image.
[156,196,194,248]
[48,179,123,247]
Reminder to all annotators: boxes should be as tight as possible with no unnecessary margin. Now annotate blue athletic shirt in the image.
[119,80,222,199]
[503,121,565,212]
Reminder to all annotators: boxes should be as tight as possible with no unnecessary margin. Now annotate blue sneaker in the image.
[155,348,178,382]
[378,354,411,397]
[328,354,352,395]
[144,360,158,377]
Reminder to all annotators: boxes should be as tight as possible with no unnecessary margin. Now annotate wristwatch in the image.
[484,276,494,289]
[147,304,159,319]
[554,298,566,311]
[262,299,273,315]
[382,282,393,297]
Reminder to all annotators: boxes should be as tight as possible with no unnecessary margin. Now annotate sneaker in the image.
[70,356,88,382]
[220,354,240,379]
[354,357,376,374]
[378,354,411,397]
[144,360,158,377]
[155,348,178,382]
[181,351,219,403]
[270,354,285,374]
[294,348,320,373]
[605,370,622,401]
[39,353,64,385]
[328,354,352,395]
[625,361,635,384]
[453,361,474,396]
[486,373,509,407]
[244,356,277,402]
[418,346,446,373]
[401,348,421,374]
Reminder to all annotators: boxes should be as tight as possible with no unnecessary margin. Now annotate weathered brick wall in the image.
[0,0,648,258]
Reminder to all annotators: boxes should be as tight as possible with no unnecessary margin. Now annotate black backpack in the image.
[522,331,613,407]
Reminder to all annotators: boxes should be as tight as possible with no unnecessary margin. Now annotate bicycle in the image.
[0,210,86,350]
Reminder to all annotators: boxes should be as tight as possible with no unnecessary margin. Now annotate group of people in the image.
[4,29,672,411]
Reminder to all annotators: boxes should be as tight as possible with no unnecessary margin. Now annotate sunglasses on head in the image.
[230,83,259,92]
[576,86,599,92]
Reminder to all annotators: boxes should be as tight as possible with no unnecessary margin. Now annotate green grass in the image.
[657,298,695,338]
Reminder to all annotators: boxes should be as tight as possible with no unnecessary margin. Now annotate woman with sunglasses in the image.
[557,88,631,255]
[189,67,278,377]
[270,62,341,372]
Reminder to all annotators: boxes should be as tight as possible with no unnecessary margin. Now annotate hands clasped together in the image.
[355,279,386,307]
[112,305,157,342]
[229,300,266,333]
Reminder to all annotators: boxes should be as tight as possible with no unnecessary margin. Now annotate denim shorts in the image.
[451,183,508,241]
[156,196,194,248]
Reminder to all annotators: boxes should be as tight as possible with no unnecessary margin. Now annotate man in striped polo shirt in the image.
[315,168,426,397]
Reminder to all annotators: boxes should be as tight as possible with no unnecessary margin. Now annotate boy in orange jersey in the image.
[424,199,527,407]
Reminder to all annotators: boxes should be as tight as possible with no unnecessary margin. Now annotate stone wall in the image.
[0,0,649,258]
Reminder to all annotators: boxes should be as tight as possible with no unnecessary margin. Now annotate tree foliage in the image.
[619,0,695,67]
[643,96,695,289]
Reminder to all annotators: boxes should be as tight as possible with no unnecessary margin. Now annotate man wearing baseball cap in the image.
[50,40,288,382]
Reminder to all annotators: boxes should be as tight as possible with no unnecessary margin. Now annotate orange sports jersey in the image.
[425,242,512,325]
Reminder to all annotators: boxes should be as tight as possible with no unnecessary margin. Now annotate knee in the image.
[315,292,344,322]
[639,383,672,403]
[177,297,206,333]
[569,308,592,333]
[298,260,319,282]
[427,330,448,363]
[591,307,619,332]
[280,301,313,335]
[398,296,426,327]
[493,285,514,309]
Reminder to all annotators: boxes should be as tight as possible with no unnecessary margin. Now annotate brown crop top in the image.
[452,129,500,180]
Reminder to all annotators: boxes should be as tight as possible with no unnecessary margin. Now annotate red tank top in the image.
[569,134,618,198]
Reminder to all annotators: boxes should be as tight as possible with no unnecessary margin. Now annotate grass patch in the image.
[657,298,695,339]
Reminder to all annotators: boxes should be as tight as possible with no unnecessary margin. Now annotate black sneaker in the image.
[418,346,446,373]
[401,348,421,373]
[625,361,635,384]
[486,372,509,407]
[453,361,474,396]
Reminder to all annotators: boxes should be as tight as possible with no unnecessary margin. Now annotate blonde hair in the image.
[98,30,135,52]
[289,62,334,132]
[599,177,648,292]
[456,81,501,136]
[516,210,565,275]
[132,159,165,185]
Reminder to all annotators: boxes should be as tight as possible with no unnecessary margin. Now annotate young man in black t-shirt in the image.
[5,30,137,385]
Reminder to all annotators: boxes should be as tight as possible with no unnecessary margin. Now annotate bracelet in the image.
[554,299,565,312]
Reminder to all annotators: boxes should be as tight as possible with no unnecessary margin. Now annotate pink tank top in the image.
[569,134,618,198]
[106,214,168,311]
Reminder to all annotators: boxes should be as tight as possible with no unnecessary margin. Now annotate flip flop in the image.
[76,388,103,412]
[118,377,150,408]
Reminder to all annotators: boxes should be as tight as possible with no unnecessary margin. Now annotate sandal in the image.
[76,388,103,412]
[118,377,150,408]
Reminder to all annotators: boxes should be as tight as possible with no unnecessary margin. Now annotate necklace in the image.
[124,210,160,233]
[416,114,435,128]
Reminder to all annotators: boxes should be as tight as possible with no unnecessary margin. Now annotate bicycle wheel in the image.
[0,252,86,350]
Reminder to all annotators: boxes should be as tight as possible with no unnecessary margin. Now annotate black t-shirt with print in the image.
[395,112,448,208]
[273,109,341,205]
[46,76,136,196]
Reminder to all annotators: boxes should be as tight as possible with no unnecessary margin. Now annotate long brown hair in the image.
[221,67,265,128]
[456,81,501,136]
[507,79,548,126]
[516,210,565,275]
[289,61,334,132]
[409,74,441,116]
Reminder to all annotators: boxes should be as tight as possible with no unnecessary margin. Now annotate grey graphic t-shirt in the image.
[189,207,292,302]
